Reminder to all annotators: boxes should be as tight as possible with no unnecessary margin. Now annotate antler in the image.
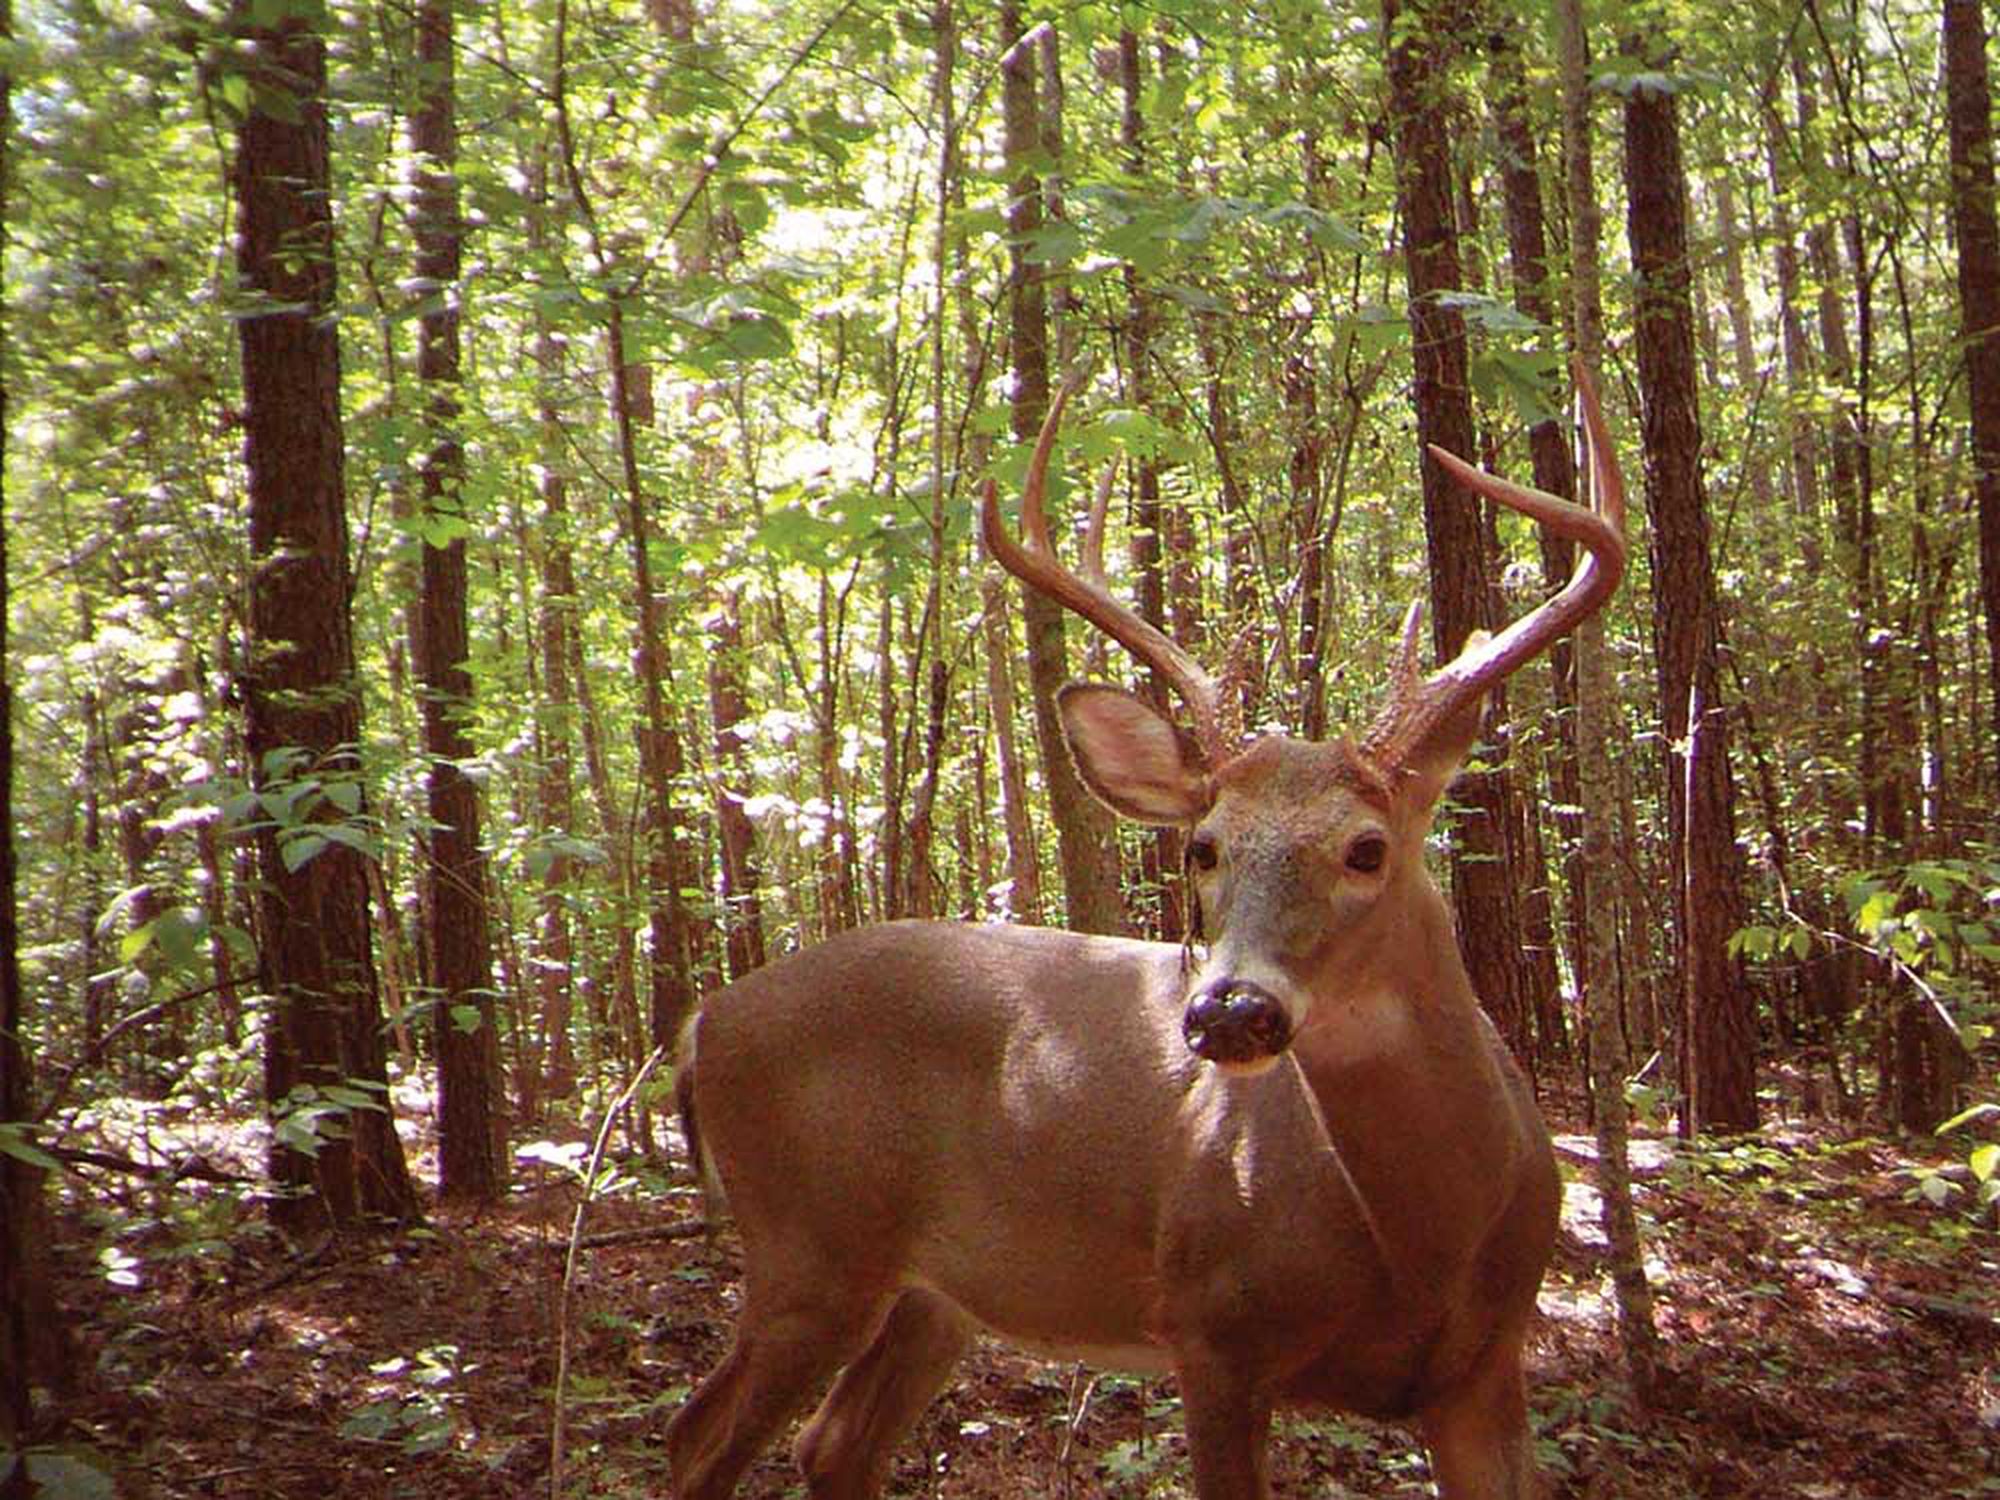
[981,372,1229,766]
[1362,359,1627,769]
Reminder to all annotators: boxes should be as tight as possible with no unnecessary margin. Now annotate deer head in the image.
[982,365,1625,1074]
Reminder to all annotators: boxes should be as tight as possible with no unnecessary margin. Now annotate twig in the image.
[1058,1366,1099,1500]
[35,978,237,1126]
[230,1233,337,1304]
[48,1143,254,1185]
[550,1043,670,1500]
[545,1218,711,1250]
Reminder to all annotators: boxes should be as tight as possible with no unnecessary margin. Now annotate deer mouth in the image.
[1182,980,1293,1070]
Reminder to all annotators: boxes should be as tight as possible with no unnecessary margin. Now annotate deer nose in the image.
[1183,980,1293,1067]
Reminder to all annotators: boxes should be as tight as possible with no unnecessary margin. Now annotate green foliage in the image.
[0,1447,120,1500]
[271,1078,390,1160]
[0,1120,60,1172]
[339,1345,468,1456]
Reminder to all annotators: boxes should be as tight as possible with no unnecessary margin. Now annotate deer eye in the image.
[1344,834,1387,874]
[1186,832,1219,872]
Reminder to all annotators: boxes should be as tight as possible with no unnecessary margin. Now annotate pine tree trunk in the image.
[234,7,418,1230]
[412,0,503,1202]
[1384,0,1526,1055]
[0,4,60,1430]
[1620,44,1759,1135]
[1001,2,1127,936]
[1487,24,1579,1049]
[1944,0,2000,812]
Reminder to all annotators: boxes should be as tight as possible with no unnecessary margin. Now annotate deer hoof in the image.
[1183,981,1292,1067]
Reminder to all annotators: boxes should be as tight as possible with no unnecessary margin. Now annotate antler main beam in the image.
[981,372,1229,766]
[1362,360,1628,769]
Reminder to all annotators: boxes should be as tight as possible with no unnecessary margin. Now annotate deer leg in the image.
[667,1288,887,1500]
[792,1288,973,1500]
[1176,1356,1274,1500]
[1417,1329,1539,1500]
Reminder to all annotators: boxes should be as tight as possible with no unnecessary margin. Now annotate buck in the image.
[667,369,1626,1500]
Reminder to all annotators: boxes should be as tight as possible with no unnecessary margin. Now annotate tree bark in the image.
[706,589,766,978]
[233,7,418,1230]
[1944,0,2000,813]
[1620,43,1758,1134]
[0,1,61,1445]
[1487,20,1580,1049]
[1551,0,1663,1395]
[1001,2,1127,936]
[1384,0,1527,1054]
[1120,29,1187,941]
[412,0,504,1202]
[528,146,580,1105]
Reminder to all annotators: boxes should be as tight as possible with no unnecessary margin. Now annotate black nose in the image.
[1183,980,1293,1065]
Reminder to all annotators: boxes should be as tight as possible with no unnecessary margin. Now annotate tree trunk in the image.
[1620,43,1758,1135]
[1119,29,1186,941]
[528,146,580,1105]
[905,0,966,924]
[1487,21,1579,1050]
[1384,0,1526,1055]
[706,588,766,978]
[568,624,642,1064]
[1001,1,1127,936]
[1945,0,2000,814]
[0,4,63,1439]
[233,7,418,1230]
[412,0,503,1202]
[1553,0,1663,1396]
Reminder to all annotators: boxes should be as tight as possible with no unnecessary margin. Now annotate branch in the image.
[49,1143,255,1185]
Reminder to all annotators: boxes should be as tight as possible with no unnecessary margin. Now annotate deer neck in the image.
[1280,880,1531,1293]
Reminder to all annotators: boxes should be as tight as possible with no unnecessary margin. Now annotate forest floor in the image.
[33,1080,2000,1500]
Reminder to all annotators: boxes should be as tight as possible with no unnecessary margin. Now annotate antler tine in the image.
[1571,355,1628,537]
[1081,462,1117,592]
[1362,363,1627,769]
[981,373,1229,766]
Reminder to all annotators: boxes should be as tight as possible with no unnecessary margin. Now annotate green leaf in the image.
[0,1121,61,1172]
[280,832,328,872]
[22,1449,120,1500]
[1969,1144,1999,1183]
[449,1003,485,1035]
[1100,219,1172,274]
[1471,347,1563,428]
[1338,303,1409,358]
[1728,924,1774,961]
[400,507,474,549]
[1938,1102,2000,1134]
[1021,219,1086,267]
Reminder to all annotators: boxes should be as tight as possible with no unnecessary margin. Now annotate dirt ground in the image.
[32,1098,2000,1499]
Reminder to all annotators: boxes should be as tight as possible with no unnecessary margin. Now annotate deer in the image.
[666,365,1627,1500]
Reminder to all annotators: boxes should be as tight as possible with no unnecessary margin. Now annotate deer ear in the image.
[1057,683,1211,826]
